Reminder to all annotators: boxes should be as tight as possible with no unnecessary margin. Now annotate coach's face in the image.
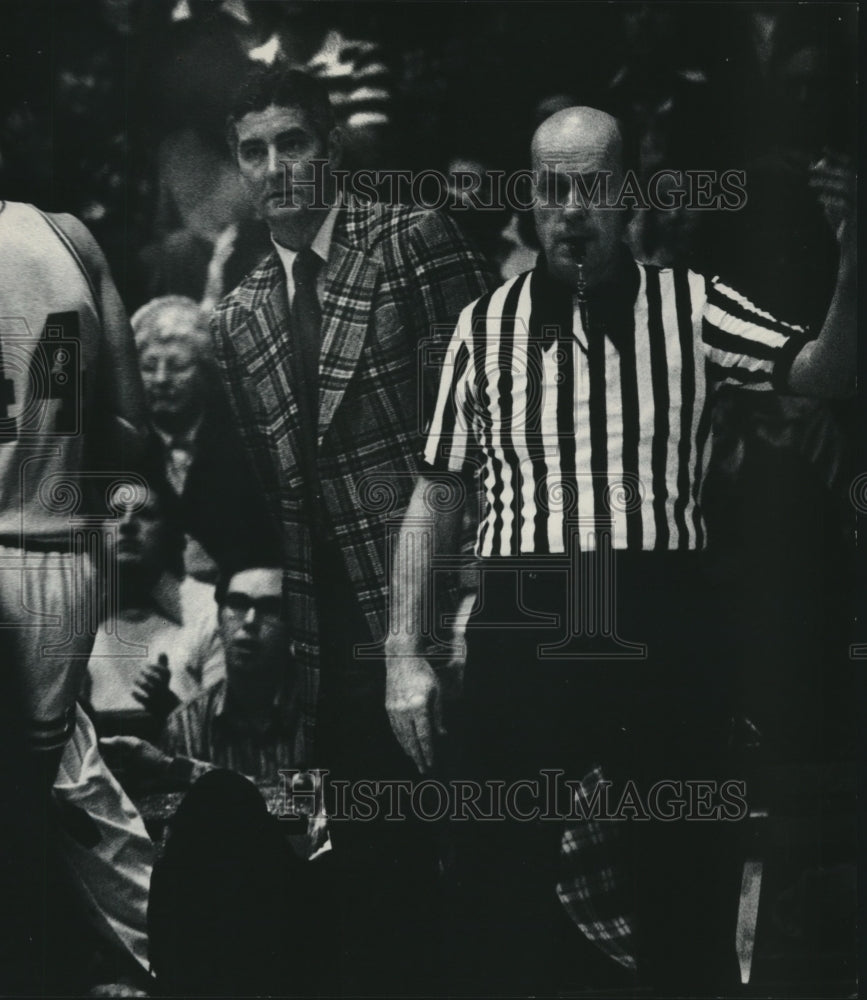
[531,108,629,290]
[235,104,336,244]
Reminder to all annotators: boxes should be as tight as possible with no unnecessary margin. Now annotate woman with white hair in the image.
[131,295,278,581]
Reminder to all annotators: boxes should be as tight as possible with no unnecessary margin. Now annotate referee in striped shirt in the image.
[385,107,854,996]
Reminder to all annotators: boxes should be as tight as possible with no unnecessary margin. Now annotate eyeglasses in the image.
[221,592,284,621]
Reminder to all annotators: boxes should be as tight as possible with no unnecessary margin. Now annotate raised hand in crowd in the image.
[809,150,856,247]
[786,150,857,397]
[131,653,180,723]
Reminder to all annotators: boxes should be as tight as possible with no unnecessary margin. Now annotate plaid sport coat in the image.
[211,202,493,760]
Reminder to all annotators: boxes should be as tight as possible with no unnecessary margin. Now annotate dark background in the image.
[0,2,857,306]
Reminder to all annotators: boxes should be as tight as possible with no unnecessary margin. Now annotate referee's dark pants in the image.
[449,551,743,997]
[315,556,441,996]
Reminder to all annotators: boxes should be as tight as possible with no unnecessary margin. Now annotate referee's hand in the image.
[385,653,445,774]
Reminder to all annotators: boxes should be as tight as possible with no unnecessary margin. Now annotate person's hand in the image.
[132,653,180,720]
[809,151,856,249]
[99,735,207,792]
[99,734,175,782]
[385,653,446,774]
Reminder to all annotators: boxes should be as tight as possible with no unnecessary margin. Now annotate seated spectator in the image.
[132,295,280,580]
[162,561,302,781]
[84,482,224,740]
[100,559,328,860]
[105,561,300,782]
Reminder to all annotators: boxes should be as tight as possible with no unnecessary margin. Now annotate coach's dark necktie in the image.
[291,247,323,429]
[291,249,356,647]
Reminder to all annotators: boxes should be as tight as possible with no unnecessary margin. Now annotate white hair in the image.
[130,295,211,357]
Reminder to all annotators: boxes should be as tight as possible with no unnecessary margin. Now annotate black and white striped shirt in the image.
[423,257,794,556]
[702,275,811,391]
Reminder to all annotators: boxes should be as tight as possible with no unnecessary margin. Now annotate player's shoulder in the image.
[39,211,110,276]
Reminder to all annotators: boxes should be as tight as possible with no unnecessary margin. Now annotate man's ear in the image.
[327,126,344,170]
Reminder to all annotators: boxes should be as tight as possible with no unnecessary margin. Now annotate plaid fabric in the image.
[211,202,493,762]
[557,765,637,971]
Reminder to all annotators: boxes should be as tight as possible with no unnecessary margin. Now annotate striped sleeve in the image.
[702,276,811,391]
[421,300,476,473]
[161,701,199,760]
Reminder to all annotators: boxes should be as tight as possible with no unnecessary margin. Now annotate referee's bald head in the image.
[530,106,631,291]
[531,107,625,179]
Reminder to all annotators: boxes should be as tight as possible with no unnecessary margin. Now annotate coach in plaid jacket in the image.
[211,67,492,772]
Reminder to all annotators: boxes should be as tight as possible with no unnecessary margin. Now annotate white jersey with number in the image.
[0,201,101,545]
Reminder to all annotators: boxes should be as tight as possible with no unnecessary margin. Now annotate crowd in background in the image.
[0,2,860,996]
[1,2,857,302]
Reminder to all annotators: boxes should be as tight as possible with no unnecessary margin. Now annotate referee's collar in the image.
[532,246,641,349]
[535,246,640,303]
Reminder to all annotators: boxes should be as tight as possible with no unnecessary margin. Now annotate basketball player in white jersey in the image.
[0,201,155,977]
[0,200,150,765]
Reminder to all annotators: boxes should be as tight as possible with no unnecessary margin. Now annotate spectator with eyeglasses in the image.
[102,560,311,792]
[100,558,329,865]
[158,562,305,780]
[103,560,333,996]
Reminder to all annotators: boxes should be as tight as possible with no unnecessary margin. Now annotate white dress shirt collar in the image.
[272,206,339,306]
